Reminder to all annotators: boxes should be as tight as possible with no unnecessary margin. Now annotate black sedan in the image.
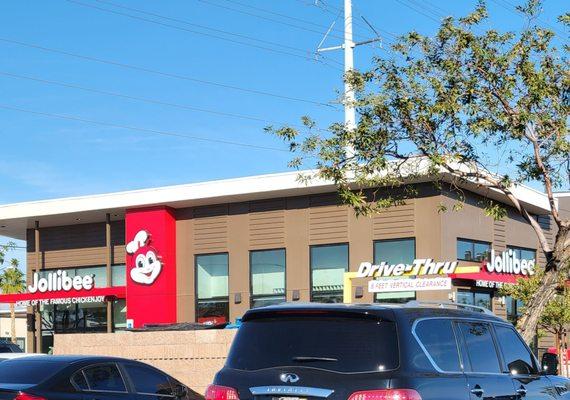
[0,355,203,400]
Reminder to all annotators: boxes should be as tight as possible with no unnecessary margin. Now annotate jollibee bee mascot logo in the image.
[126,230,162,285]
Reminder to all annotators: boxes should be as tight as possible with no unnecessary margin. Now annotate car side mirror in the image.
[541,352,558,375]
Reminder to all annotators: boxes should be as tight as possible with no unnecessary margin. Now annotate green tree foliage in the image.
[0,243,25,346]
[269,0,569,343]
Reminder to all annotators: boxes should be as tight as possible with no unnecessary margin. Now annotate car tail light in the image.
[348,389,422,400]
[14,393,47,400]
[205,384,240,400]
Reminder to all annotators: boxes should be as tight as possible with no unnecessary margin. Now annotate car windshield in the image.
[226,316,399,373]
[0,361,66,384]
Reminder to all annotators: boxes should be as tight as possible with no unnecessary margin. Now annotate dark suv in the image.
[209,302,570,400]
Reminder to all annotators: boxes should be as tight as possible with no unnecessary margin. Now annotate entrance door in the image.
[456,321,517,400]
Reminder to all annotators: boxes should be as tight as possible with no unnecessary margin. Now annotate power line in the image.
[0,70,325,131]
[218,0,361,41]
[0,37,335,108]
[65,0,343,70]
[391,0,441,24]
[0,103,290,152]
[96,0,344,70]
[197,0,359,43]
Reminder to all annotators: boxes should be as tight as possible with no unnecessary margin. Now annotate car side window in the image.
[415,319,462,372]
[123,363,174,397]
[495,325,538,375]
[82,364,127,392]
[458,322,501,373]
[70,371,89,391]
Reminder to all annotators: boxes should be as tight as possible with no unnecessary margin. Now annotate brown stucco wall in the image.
[54,329,236,395]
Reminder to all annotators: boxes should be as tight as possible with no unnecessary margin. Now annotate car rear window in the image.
[226,316,398,373]
[0,361,65,384]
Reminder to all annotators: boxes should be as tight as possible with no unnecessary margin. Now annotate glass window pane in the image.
[495,326,537,375]
[227,317,399,373]
[457,289,473,305]
[251,249,285,296]
[310,244,348,302]
[473,242,491,262]
[83,364,126,392]
[113,299,127,331]
[112,265,126,287]
[78,302,107,332]
[459,322,501,373]
[508,246,536,263]
[457,239,473,261]
[196,254,229,299]
[374,239,415,265]
[76,266,107,288]
[415,319,461,371]
[520,249,535,262]
[71,371,89,391]
[374,239,416,302]
[196,299,229,324]
[474,292,492,310]
[123,364,173,396]
[251,296,285,308]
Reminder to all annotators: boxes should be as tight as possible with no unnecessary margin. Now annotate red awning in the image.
[0,286,126,304]
[450,264,526,284]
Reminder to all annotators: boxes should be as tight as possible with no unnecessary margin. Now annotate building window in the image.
[250,249,286,308]
[373,238,416,304]
[507,246,536,262]
[113,299,127,330]
[457,238,491,262]
[196,253,229,324]
[45,301,108,334]
[505,296,524,325]
[111,264,126,287]
[310,244,348,303]
[457,288,492,311]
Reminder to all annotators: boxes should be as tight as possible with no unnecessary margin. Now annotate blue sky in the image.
[0,0,567,270]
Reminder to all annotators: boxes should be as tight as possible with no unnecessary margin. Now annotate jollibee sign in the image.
[126,230,163,285]
[28,270,94,294]
[125,207,177,328]
[484,249,535,276]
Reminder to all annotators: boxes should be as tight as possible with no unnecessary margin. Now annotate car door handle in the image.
[470,386,484,397]
[516,387,527,396]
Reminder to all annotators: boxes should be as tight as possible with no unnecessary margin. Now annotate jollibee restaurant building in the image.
[0,170,567,354]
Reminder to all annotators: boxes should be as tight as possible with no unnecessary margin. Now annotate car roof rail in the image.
[404,300,496,316]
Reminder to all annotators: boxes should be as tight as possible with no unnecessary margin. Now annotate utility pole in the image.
[316,0,380,157]
[343,0,356,134]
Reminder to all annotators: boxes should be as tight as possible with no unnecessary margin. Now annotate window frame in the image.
[72,362,129,394]
[372,237,417,304]
[309,243,349,303]
[491,324,540,377]
[194,252,230,323]
[456,238,492,262]
[249,248,287,308]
